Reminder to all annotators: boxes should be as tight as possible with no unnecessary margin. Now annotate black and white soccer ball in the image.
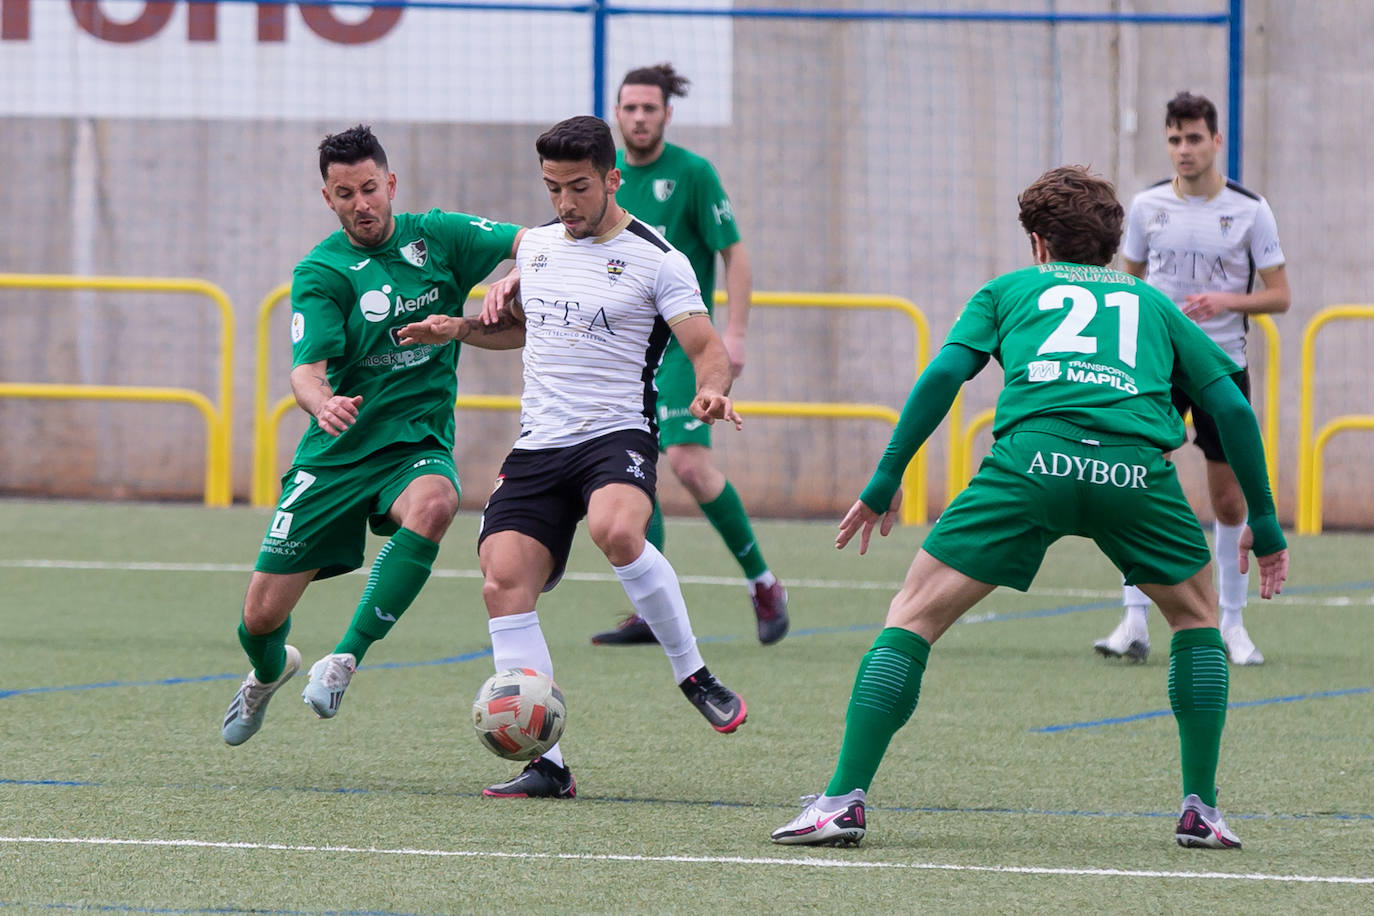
[472,667,567,760]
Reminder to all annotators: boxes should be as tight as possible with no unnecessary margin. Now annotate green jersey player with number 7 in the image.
[770,165,1288,851]
[220,125,523,746]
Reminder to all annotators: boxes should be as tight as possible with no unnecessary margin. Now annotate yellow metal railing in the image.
[0,273,235,506]
[1297,305,1374,533]
[957,408,996,484]
[948,314,1281,501]
[252,282,293,506]
[734,292,929,524]
[254,287,931,522]
[1252,314,1281,497]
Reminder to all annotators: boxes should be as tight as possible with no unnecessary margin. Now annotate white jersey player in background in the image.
[1095,91,1290,666]
[401,115,748,799]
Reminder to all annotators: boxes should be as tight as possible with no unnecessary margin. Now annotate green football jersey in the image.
[615,142,740,309]
[289,209,519,466]
[945,262,1241,450]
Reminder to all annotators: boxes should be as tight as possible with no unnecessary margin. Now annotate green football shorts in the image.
[921,429,1211,591]
[254,440,458,580]
[655,344,711,449]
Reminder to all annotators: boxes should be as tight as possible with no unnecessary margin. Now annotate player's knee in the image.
[481,567,529,613]
[240,602,285,636]
[408,490,460,539]
[1213,495,1247,526]
[668,452,721,499]
[588,519,644,566]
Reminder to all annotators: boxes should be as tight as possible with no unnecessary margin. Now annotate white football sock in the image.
[487,611,563,768]
[1122,584,1150,628]
[613,542,705,682]
[1215,520,1249,630]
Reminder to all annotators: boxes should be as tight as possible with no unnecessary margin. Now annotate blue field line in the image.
[4,578,1370,698]
[0,649,493,701]
[0,778,100,787]
[1034,686,1373,733]
[0,907,418,915]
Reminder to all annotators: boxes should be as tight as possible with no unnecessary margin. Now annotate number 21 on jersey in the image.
[1036,284,1139,367]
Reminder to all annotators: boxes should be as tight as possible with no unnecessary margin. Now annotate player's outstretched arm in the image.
[290,360,361,437]
[674,313,743,430]
[852,344,986,525]
[719,241,751,378]
[399,308,526,351]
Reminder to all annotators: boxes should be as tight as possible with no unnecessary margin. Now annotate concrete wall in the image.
[0,1,1369,526]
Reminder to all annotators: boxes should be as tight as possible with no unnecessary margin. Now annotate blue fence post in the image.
[1227,0,1244,181]
[592,0,608,119]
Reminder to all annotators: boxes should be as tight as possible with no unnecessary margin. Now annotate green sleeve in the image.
[859,344,988,513]
[290,261,347,367]
[423,209,520,289]
[692,159,741,253]
[1197,376,1287,555]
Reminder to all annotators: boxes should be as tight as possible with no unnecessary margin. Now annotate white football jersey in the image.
[511,213,707,449]
[1122,178,1285,367]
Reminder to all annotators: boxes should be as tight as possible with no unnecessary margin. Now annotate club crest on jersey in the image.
[1218,215,1234,236]
[625,449,647,479]
[653,179,676,202]
[400,238,428,268]
[606,258,627,284]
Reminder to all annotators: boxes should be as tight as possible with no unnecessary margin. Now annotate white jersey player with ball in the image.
[400,115,749,800]
[1095,91,1290,667]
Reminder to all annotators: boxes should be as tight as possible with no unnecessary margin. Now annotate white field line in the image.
[0,835,1369,885]
[2,559,1370,606]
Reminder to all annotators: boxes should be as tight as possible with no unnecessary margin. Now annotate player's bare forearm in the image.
[400,313,525,350]
[1183,266,1290,319]
[673,314,732,393]
[463,308,526,349]
[289,361,360,436]
[720,242,752,338]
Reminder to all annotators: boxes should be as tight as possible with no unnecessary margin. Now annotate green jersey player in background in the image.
[770,165,1288,851]
[591,63,789,647]
[221,125,523,746]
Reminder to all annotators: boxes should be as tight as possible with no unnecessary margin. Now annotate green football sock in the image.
[699,481,767,579]
[238,617,291,684]
[334,527,440,663]
[1168,627,1229,807]
[826,627,931,797]
[647,499,666,552]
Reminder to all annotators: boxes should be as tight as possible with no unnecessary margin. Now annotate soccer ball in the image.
[472,667,567,761]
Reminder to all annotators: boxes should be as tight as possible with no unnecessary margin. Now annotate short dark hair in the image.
[1165,91,1219,136]
[318,124,388,181]
[618,62,691,106]
[1017,165,1124,267]
[535,116,617,175]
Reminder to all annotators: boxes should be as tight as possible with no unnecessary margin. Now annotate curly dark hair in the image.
[317,124,387,181]
[1165,91,1219,135]
[1017,165,1124,267]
